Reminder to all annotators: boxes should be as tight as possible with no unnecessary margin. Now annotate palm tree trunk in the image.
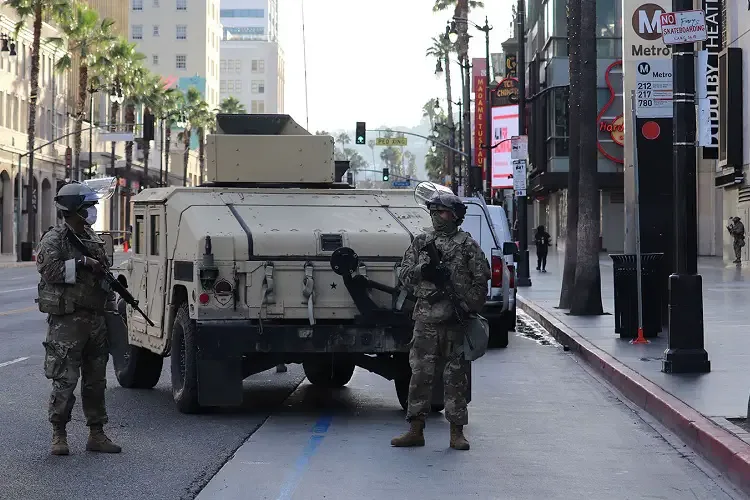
[74,64,88,182]
[569,0,603,316]
[124,103,135,238]
[198,127,205,183]
[182,129,190,186]
[559,0,581,309]
[143,145,150,189]
[165,126,171,186]
[25,4,43,245]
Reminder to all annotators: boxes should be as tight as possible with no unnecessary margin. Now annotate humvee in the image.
[109,114,466,414]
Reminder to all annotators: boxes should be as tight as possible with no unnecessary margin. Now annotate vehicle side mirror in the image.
[502,241,517,257]
[99,232,115,266]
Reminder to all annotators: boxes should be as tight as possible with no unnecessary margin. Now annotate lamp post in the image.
[108,81,124,236]
[514,0,531,287]
[2,32,22,258]
[447,25,473,195]
[451,16,493,200]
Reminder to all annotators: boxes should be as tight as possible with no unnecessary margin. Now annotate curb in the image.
[0,261,36,269]
[518,295,750,496]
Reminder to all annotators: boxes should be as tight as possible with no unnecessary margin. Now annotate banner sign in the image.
[473,59,488,169]
[701,0,721,158]
[490,105,518,189]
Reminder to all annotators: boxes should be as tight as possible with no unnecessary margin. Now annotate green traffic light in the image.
[357,136,364,143]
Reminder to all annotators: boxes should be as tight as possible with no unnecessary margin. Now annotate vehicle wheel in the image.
[170,302,202,413]
[394,378,445,413]
[108,311,163,389]
[489,320,509,348]
[303,360,355,388]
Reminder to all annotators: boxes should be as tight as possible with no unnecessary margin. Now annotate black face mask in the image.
[431,212,457,234]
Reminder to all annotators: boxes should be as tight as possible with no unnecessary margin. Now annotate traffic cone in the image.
[123,240,129,253]
[630,327,650,345]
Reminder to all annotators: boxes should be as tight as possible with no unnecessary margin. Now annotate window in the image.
[220,59,226,71]
[150,215,160,256]
[132,0,143,10]
[220,80,226,92]
[153,25,160,36]
[134,215,144,254]
[234,59,241,73]
[251,100,265,113]
[176,54,186,69]
[153,0,159,6]
[226,80,234,91]
[234,80,242,91]
[152,54,159,65]
[251,59,265,73]
[220,9,264,18]
[132,25,143,40]
[251,80,264,94]
[176,24,187,39]
[176,0,186,10]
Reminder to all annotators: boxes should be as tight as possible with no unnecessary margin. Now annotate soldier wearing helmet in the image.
[391,188,491,450]
[35,181,121,455]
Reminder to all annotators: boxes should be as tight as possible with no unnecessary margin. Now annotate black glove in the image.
[421,263,451,285]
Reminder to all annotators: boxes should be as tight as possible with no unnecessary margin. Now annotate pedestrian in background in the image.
[534,225,551,272]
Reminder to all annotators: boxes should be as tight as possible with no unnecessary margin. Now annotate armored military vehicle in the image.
[109,114,460,414]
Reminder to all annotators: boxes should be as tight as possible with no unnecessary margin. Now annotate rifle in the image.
[424,241,467,326]
[65,230,155,326]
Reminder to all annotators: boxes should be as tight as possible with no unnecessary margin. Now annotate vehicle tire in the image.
[170,302,202,414]
[108,311,163,389]
[488,320,509,349]
[394,378,445,413]
[303,360,355,388]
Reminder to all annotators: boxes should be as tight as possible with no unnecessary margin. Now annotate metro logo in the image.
[632,3,664,40]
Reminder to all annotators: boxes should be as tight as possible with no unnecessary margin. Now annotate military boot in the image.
[449,424,470,450]
[86,425,122,453]
[390,419,425,447]
[51,424,69,456]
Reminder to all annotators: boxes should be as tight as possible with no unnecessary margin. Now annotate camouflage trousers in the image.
[406,321,470,426]
[42,310,109,427]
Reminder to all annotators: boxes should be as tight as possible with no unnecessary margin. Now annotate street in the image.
[0,263,745,500]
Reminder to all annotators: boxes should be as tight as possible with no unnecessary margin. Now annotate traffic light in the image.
[382,168,389,181]
[356,122,366,145]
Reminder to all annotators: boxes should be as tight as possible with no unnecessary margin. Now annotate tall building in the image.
[219,0,285,114]
[128,0,222,110]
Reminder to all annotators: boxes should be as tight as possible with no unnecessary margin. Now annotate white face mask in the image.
[85,206,98,226]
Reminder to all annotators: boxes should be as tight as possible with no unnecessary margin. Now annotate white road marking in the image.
[0,357,30,368]
[0,286,36,295]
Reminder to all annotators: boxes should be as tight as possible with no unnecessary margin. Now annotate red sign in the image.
[474,75,487,169]
[599,116,624,146]
[596,60,624,164]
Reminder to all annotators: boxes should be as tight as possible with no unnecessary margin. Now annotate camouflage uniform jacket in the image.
[398,228,491,323]
[36,223,111,315]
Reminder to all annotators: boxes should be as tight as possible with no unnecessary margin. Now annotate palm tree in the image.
[160,88,184,186]
[432,0,484,63]
[426,35,454,133]
[193,104,215,183]
[335,132,351,160]
[569,0,603,315]
[52,3,116,182]
[5,0,71,243]
[367,139,376,169]
[178,87,203,186]
[132,73,166,189]
[218,96,246,114]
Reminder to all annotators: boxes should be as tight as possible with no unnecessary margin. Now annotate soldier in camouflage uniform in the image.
[391,190,491,450]
[36,182,121,455]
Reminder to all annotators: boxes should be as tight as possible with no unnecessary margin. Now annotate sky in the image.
[278,0,515,133]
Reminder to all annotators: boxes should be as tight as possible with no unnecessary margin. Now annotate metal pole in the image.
[88,90,94,181]
[516,0,531,287]
[15,154,22,262]
[457,100,463,191]
[663,0,710,373]
[484,18,493,201]
[630,90,645,341]
[159,118,164,187]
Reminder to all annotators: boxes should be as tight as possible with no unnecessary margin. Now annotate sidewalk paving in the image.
[518,249,750,494]
[0,247,130,269]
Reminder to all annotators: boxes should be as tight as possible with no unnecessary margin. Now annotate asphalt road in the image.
[0,260,306,500]
[1,261,746,500]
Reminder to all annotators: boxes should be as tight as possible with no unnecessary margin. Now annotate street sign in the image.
[376,137,408,146]
[511,135,528,159]
[392,180,410,187]
[635,59,673,119]
[660,10,707,45]
[512,159,527,197]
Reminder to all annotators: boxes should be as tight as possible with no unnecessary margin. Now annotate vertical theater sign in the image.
[597,60,624,164]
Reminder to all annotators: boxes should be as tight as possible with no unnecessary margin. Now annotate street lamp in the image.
[434,59,444,79]
[1,33,17,59]
[448,21,459,44]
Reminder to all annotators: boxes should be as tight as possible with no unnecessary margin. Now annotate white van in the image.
[460,197,517,348]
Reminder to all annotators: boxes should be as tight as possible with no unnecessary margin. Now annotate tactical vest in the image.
[37,226,110,315]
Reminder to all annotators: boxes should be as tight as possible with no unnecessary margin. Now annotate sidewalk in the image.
[0,247,129,269]
[518,249,750,494]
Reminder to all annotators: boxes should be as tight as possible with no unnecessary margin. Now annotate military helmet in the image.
[426,190,467,222]
[55,181,99,214]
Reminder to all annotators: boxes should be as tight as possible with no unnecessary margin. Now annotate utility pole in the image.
[462,57,472,195]
[662,0,710,373]
[483,17,493,202]
[516,0,531,287]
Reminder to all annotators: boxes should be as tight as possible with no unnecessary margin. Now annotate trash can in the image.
[609,253,664,339]
[20,242,34,262]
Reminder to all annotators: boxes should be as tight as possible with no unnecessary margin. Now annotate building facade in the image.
[219,0,284,114]
[128,0,222,110]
